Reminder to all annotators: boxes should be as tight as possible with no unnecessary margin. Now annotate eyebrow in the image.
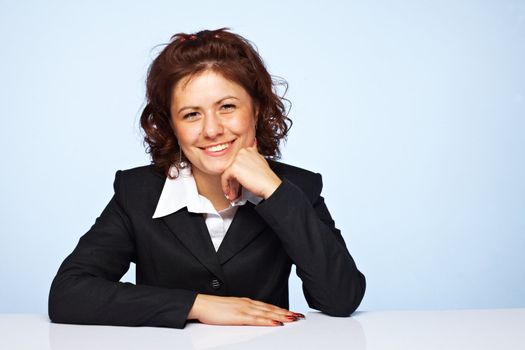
[177,96,239,114]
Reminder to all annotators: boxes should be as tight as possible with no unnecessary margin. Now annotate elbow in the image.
[308,300,356,317]
[48,274,81,324]
[48,276,67,323]
[48,298,63,324]
[311,271,366,317]
[337,271,366,316]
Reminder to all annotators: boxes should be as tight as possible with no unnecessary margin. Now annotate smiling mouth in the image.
[200,140,235,153]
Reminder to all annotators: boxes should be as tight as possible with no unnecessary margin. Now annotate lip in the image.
[200,140,235,157]
[199,140,235,149]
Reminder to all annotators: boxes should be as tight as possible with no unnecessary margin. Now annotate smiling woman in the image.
[170,70,266,210]
[48,28,366,329]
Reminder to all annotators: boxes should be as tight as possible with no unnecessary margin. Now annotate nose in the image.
[202,111,224,139]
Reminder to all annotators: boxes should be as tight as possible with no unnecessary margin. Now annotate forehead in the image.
[172,70,250,104]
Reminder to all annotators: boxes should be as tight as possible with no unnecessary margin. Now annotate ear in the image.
[253,102,260,124]
[168,114,178,135]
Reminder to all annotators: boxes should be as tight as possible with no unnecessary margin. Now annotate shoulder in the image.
[269,159,318,179]
[115,164,164,183]
[113,164,166,201]
[268,160,323,197]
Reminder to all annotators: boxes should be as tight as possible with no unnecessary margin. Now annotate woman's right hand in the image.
[187,294,304,326]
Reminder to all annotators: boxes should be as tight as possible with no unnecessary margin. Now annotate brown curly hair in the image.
[140,28,292,178]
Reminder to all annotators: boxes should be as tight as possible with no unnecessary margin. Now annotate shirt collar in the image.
[152,165,263,219]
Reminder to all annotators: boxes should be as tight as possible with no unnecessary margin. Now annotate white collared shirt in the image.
[152,166,262,251]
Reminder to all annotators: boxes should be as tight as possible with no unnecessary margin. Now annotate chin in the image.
[206,168,227,175]
[195,163,228,176]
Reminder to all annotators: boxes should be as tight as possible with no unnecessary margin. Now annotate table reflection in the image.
[48,312,366,350]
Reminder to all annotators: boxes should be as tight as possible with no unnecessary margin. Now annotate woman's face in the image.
[170,70,257,177]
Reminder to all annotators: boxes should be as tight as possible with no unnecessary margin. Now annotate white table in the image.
[1,309,524,350]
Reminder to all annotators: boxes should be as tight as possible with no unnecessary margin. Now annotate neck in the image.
[192,168,230,211]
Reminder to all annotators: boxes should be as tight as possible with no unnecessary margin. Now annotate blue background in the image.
[1,0,524,314]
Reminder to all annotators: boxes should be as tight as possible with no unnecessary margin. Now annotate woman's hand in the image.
[221,140,282,202]
[187,294,304,326]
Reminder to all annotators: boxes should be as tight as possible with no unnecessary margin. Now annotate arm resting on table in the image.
[255,175,366,316]
[49,173,197,329]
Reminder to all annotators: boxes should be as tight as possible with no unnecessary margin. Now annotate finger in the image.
[245,300,299,320]
[257,310,298,323]
[221,164,240,201]
[221,170,231,200]
[250,302,289,314]
[246,316,284,327]
[245,309,298,324]
[235,184,242,201]
[247,299,291,313]
[238,298,289,315]
[228,179,240,202]
[251,305,299,321]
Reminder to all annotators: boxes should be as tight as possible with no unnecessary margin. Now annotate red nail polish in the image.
[293,313,305,318]
[285,316,298,321]
[273,321,284,326]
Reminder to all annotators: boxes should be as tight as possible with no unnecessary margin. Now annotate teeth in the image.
[206,142,230,152]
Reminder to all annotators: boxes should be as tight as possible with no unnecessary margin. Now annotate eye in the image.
[183,111,199,120]
[221,103,236,111]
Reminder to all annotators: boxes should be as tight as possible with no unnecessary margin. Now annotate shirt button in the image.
[210,278,221,290]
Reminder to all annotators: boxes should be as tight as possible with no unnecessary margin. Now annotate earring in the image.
[177,145,188,169]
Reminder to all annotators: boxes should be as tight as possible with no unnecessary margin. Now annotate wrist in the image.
[263,177,282,199]
[188,294,203,320]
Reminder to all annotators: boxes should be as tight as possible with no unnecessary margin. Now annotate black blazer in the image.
[49,161,365,329]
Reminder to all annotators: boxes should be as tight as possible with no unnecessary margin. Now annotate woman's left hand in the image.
[221,142,282,202]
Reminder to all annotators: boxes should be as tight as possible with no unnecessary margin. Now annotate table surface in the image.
[1,309,524,350]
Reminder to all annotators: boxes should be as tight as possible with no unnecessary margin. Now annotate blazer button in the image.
[210,278,221,290]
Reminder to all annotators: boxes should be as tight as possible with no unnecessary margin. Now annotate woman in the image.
[48,28,366,329]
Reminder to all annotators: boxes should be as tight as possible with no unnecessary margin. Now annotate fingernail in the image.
[285,316,298,321]
[273,321,284,326]
[293,313,305,318]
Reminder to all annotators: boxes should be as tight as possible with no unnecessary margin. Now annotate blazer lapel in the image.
[161,210,226,282]
[217,202,267,265]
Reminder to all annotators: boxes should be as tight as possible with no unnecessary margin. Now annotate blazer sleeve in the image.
[255,174,366,316]
[48,171,197,329]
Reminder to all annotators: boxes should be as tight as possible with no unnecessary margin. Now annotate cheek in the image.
[174,125,200,146]
[229,113,256,134]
